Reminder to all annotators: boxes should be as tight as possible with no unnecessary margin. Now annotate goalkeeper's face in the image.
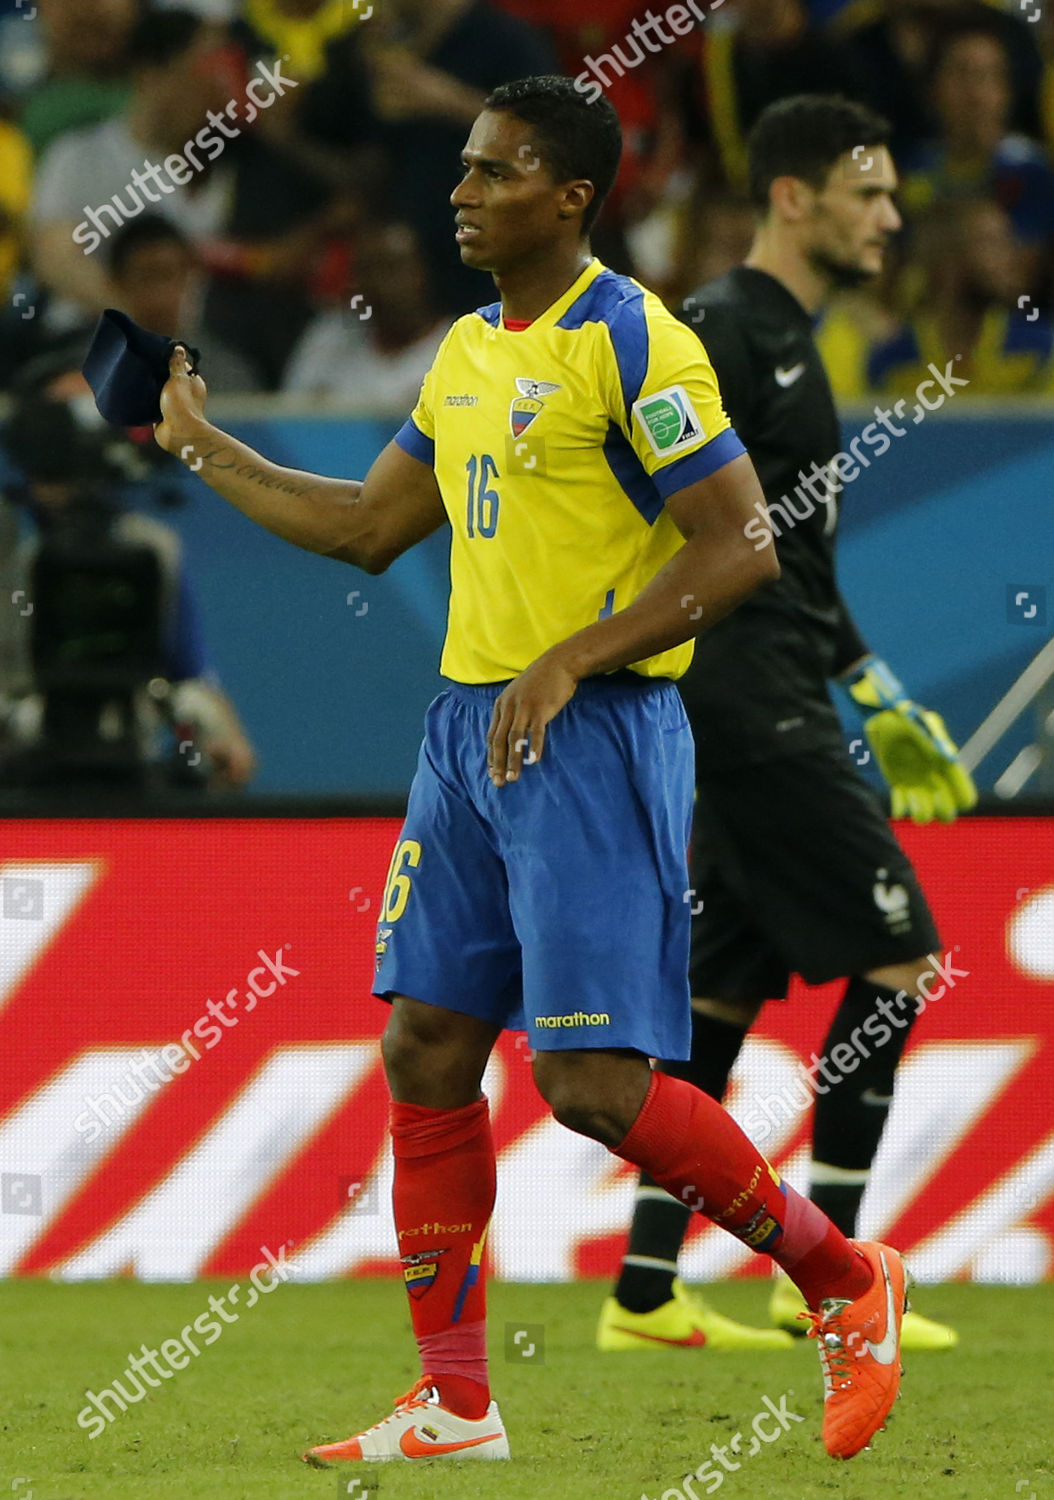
[452,110,592,274]
[804,146,901,289]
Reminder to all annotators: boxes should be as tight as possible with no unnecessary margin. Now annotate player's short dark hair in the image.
[127,7,203,70]
[107,213,191,278]
[483,75,622,235]
[747,95,891,211]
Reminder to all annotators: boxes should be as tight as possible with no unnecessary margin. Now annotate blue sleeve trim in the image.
[606,294,650,423]
[652,428,746,499]
[603,423,664,526]
[394,418,435,466]
[557,270,650,422]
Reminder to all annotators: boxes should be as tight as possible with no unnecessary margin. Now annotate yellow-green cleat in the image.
[769,1269,959,1350]
[598,1277,795,1351]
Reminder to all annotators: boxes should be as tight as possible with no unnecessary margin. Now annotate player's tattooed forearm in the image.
[192,446,316,497]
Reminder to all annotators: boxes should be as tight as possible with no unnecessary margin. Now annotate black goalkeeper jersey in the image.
[677,266,872,769]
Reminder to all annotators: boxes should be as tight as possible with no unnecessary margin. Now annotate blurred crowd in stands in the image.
[0,0,1053,404]
[0,0,1051,791]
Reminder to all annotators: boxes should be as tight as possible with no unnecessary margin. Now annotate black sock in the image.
[811,975,916,1237]
[614,1011,747,1313]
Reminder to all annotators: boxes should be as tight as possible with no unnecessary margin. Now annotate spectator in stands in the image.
[21,0,141,159]
[815,273,905,401]
[237,0,368,84]
[898,20,1054,263]
[31,8,332,386]
[0,354,257,789]
[630,187,758,303]
[106,214,260,392]
[837,0,1042,160]
[680,0,861,194]
[283,221,450,408]
[298,0,557,316]
[676,191,757,299]
[866,197,1054,395]
[31,9,248,314]
[0,0,43,109]
[0,111,32,305]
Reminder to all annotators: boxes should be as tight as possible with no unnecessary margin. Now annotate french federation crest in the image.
[510,378,561,436]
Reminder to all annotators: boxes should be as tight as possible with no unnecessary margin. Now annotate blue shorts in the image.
[372,673,694,1059]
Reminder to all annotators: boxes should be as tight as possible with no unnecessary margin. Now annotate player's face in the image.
[451,111,589,274]
[804,147,901,287]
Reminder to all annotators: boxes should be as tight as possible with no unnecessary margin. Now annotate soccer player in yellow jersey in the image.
[155,75,909,1465]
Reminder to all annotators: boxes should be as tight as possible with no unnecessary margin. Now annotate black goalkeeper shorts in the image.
[688,744,940,1000]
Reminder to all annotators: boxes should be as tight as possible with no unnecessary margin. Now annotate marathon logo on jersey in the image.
[634,384,705,457]
[510,378,561,436]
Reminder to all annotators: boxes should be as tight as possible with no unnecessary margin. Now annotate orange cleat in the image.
[302,1376,510,1465]
[804,1239,909,1460]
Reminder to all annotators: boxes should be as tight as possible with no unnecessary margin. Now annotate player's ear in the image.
[769,175,812,223]
[558,179,595,223]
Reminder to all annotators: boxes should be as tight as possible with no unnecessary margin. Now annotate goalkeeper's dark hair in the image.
[484,75,622,234]
[747,95,891,212]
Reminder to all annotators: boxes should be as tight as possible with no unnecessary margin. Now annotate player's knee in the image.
[546,1091,626,1146]
[380,999,455,1088]
[380,1016,424,1090]
[381,996,497,1104]
[533,1051,647,1147]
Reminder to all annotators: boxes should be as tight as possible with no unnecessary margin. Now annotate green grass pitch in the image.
[2,1278,1050,1499]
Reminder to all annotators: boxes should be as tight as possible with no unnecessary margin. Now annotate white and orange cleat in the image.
[302,1377,510,1465]
[804,1239,909,1460]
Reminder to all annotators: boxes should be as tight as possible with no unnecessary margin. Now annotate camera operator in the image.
[0,350,256,793]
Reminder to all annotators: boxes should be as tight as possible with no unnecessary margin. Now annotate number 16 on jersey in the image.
[466,454,500,538]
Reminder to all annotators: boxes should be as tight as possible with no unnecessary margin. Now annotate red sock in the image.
[614,1073,872,1310]
[390,1097,494,1418]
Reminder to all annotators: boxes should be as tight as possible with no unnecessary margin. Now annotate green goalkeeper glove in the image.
[842,655,978,824]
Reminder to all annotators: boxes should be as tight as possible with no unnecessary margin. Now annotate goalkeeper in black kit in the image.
[599,94,976,1355]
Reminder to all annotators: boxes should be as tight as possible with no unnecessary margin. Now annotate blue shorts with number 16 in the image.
[372,672,694,1059]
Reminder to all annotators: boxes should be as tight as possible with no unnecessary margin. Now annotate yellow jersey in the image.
[395,259,744,684]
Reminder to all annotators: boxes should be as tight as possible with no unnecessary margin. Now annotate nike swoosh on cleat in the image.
[609,1325,706,1347]
[399,1428,503,1458]
[860,1088,895,1106]
[864,1252,900,1365]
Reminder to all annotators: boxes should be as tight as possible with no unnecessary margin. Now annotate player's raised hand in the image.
[155,345,209,457]
[487,654,579,787]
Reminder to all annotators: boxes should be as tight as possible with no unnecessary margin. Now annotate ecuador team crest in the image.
[402,1247,446,1298]
[510,378,561,436]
